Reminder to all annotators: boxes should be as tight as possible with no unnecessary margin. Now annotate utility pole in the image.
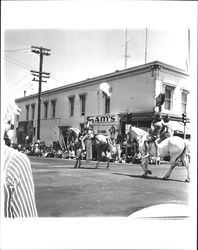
[145,27,148,64]
[31,46,51,141]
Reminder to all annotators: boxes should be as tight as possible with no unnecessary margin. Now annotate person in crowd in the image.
[2,96,38,217]
[69,146,75,159]
[121,137,128,160]
[143,113,164,159]
[81,118,94,151]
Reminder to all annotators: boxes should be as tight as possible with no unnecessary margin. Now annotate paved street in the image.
[30,156,190,217]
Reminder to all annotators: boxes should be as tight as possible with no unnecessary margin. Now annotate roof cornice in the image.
[15,61,189,102]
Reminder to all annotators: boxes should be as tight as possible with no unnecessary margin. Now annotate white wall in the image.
[14,65,189,146]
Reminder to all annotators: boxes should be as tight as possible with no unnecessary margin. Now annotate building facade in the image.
[13,61,190,147]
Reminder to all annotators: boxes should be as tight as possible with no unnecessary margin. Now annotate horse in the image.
[68,128,116,169]
[128,126,190,182]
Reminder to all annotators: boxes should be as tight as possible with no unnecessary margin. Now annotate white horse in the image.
[128,126,190,182]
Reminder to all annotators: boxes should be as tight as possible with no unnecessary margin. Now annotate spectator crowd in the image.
[5,138,142,164]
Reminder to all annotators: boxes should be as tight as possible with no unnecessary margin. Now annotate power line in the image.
[4,55,33,70]
[4,47,31,52]
[12,72,31,86]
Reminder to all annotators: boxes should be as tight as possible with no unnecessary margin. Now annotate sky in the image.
[2,1,197,100]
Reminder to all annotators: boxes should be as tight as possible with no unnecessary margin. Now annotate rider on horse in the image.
[143,113,164,159]
[81,118,94,151]
[158,114,173,143]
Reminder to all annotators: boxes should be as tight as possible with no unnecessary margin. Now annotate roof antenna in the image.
[145,27,148,64]
[124,28,130,69]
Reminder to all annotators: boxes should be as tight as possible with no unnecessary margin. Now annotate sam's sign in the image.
[87,115,118,124]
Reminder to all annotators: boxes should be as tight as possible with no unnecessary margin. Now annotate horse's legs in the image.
[74,159,78,168]
[181,156,190,182]
[74,157,78,168]
[78,155,81,168]
[106,157,110,169]
[141,158,152,176]
[95,152,100,168]
[163,163,176,179]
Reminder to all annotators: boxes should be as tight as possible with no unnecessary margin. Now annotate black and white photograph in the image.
[1,1,197,249]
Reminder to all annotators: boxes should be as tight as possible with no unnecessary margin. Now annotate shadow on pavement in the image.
[111,172,186,183]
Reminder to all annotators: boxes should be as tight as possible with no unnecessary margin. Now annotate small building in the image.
[13,61,190,147]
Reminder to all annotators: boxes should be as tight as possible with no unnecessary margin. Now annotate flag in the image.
[155,93,165,107]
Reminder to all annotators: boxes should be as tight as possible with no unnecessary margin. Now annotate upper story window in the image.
[51,99,57,118]
[68,96,75,117]
[181,90,188,114]
[164,85,175,110]
[104,94,110,114]
[31,103,35,120]
[25,105,30,120]
[44,101,49,119]
[79,93,87,116]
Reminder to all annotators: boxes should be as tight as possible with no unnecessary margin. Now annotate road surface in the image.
[30,157,190,217]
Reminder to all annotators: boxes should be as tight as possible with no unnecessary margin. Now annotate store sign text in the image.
[87,115,118,124]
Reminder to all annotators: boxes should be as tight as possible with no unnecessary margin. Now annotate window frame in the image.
[51,99,57,118]
[79,93,87,116]
[68,95,75,117]
[104,94,110,114]
[163,84,175,111]
[44,101,49,119]
[25,105,30,121]
[31,103,35,120]
[181,90,188,114]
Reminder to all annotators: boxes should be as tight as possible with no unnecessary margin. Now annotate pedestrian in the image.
[2,96,38,217]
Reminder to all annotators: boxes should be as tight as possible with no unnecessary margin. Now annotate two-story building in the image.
[13,61,190,147]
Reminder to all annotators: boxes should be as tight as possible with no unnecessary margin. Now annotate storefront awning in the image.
[169,121,190,135]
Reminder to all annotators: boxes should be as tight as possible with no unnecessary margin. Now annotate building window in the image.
[51,99,56,118]
[104,94,110,114]
[26,105,29,120]
[69,96,75,117]
[31,104,35,120]
[164,86,174,110]
[79,93,87,116]
[181,91,188,113]
[44,101,49,119]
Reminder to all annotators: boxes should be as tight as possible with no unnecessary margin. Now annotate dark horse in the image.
[69,129,116,169]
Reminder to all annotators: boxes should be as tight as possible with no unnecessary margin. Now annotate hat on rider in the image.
[154,113,162,121]
[163,114,170,122]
